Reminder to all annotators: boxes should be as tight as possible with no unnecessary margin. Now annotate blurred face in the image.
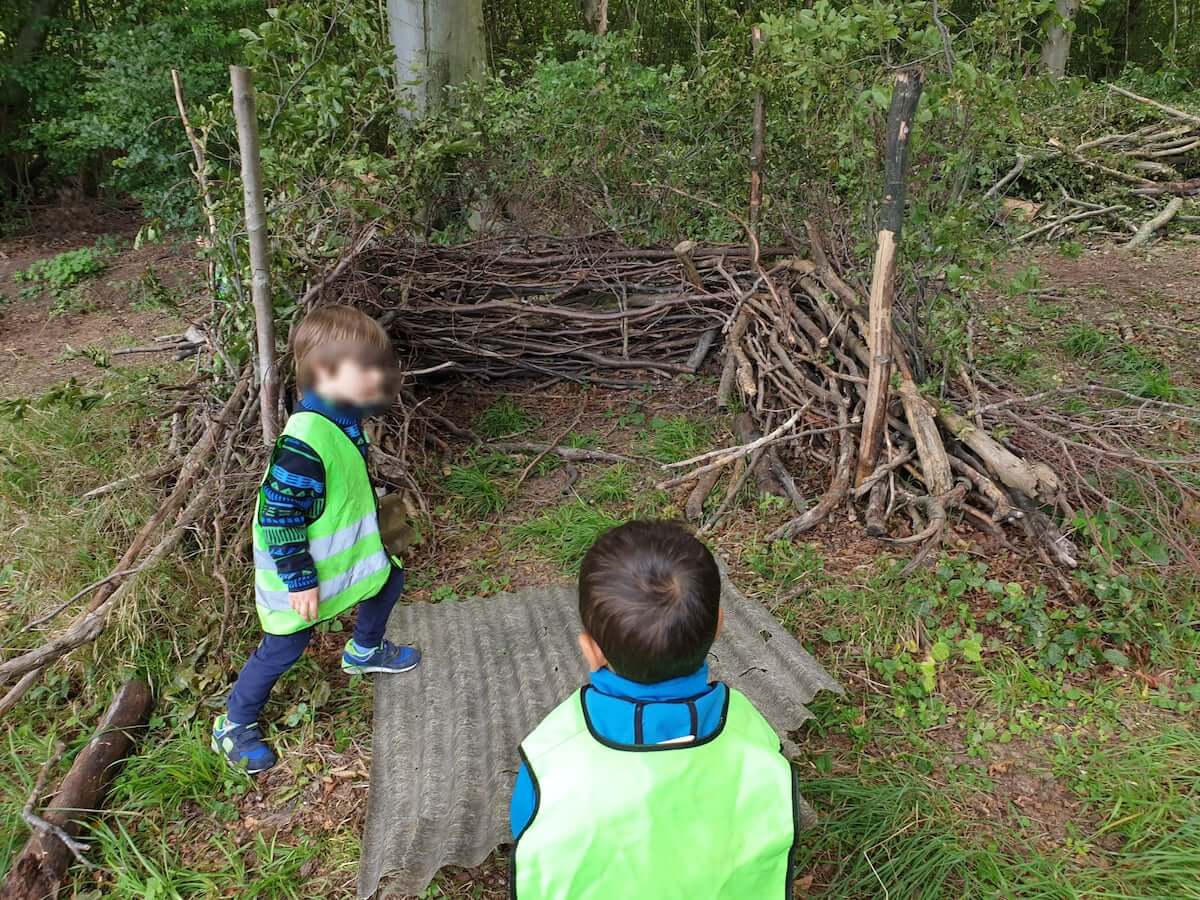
[312,357,386,407]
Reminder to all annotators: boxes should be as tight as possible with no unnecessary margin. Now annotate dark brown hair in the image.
[578,520,721,684]
[289,305,394,392]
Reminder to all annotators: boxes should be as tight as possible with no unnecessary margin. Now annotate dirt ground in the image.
[0,202,202,397]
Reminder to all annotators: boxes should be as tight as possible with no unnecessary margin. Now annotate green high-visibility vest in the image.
[252,411,391,635]
[512,686,799,900]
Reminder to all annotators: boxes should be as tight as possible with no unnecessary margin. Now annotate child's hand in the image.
[289,588,320,623]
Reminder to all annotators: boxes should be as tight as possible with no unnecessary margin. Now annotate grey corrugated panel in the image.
[360,573,843,899]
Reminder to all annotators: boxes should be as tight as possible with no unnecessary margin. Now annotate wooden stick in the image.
[1130,176,1200,197]
[79,462,178,500]
[938,406,1058,501]
[2,680,154,900]
[658,410,801,489]
[1125,197,1185,248]
[768,405,855,540]
[673,240,703,290]
[892,344,954,496]
[1016,205,1126,241]
[231,65,280,444]
[864,479,889,536]
[983,153,1026,200]
[748,25,766,254]
[686,467,723,522]
[170,69,219,293]
[1108,84,1200,125]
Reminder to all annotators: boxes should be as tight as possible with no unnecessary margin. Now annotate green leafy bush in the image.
[14,246,106,292]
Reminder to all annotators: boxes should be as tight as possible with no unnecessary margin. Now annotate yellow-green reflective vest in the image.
[252,411,390,635]
[513,686,798,900]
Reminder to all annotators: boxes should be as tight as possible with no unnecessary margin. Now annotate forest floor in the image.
[0,208,1197,898]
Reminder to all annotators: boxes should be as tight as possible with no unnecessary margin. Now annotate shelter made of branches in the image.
[312,227,1199,572]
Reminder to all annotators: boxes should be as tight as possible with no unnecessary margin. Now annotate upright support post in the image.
[855,69,922,487]
[230,65,279,444]
[748,25,766,266]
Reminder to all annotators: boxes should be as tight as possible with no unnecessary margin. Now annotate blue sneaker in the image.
[341,639,421,675]
[211,714,277,774]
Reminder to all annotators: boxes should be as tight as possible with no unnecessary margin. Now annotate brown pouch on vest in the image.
[378,491,422,557]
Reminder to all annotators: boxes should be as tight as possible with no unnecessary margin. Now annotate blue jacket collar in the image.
[300,390,365,426]
[589,663,712,702]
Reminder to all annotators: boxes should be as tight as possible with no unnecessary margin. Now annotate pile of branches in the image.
[1002,85,1200,247]
[0,374,266,717]
[312,218,1198,573]
[335,239,763,385]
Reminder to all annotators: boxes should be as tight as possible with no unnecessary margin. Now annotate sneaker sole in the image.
[210,736,275,774]
[341,659,420,675]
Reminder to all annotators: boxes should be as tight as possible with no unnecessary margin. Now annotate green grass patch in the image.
[443,451,515,516]
[643,415,711,463]
[472,396,537,439]
[1062,323,1112,357]
[584,462,635,504]
[511,501,621,570]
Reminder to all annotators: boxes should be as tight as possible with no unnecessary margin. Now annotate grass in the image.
[472,396,537,439]
[443,451,515,516]
[1062,323,1112,357]
[643,415,711,463]
[511,501,622,570]
[584,462,635,503]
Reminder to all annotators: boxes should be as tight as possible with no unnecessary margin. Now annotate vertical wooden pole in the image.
[748,25,766,267]
[230,65,279,444]
[855,69,922,487]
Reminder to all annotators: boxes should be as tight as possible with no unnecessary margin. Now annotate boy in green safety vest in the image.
[213,306,421,773]
[510,521,800,899]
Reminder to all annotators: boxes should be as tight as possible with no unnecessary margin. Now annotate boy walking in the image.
[509,520,799,899]
[213,305,420,773]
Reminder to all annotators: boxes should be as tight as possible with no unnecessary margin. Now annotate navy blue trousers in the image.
[226,567,404,724]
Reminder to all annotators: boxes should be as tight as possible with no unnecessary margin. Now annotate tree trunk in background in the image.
[1040,0,1080,77]
[581,0,608,35]
[387,0,486,115]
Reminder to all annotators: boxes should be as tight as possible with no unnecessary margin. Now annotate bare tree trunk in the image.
[230,66,279,444]
[387,0,487,115]
[856,69,922,487]
[581,0,609,35]
[1040,0,1081,77]
[1,681,153,900]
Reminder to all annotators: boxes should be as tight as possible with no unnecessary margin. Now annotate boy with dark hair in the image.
[213,305,421,773]
[510,520,799,899]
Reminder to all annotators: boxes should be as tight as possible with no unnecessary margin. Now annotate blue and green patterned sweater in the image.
[258,392,371,592]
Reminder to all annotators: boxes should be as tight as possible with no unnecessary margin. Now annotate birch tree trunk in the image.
[581,0,609,35]
[387,0,486,115]
[1040,0,1081,77]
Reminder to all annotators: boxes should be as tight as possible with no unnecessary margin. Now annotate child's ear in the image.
[578,632,608,672]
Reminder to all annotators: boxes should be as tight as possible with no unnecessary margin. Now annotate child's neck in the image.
[305,390,362,420]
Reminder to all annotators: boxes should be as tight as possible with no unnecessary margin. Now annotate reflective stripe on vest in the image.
[252,411,390,634]
[513,686,797,900]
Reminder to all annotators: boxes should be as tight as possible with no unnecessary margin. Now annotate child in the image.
[509,521,799,899]
[213,305,420,773]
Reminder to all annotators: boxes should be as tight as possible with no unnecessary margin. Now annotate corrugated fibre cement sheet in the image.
[360,573,844,898]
